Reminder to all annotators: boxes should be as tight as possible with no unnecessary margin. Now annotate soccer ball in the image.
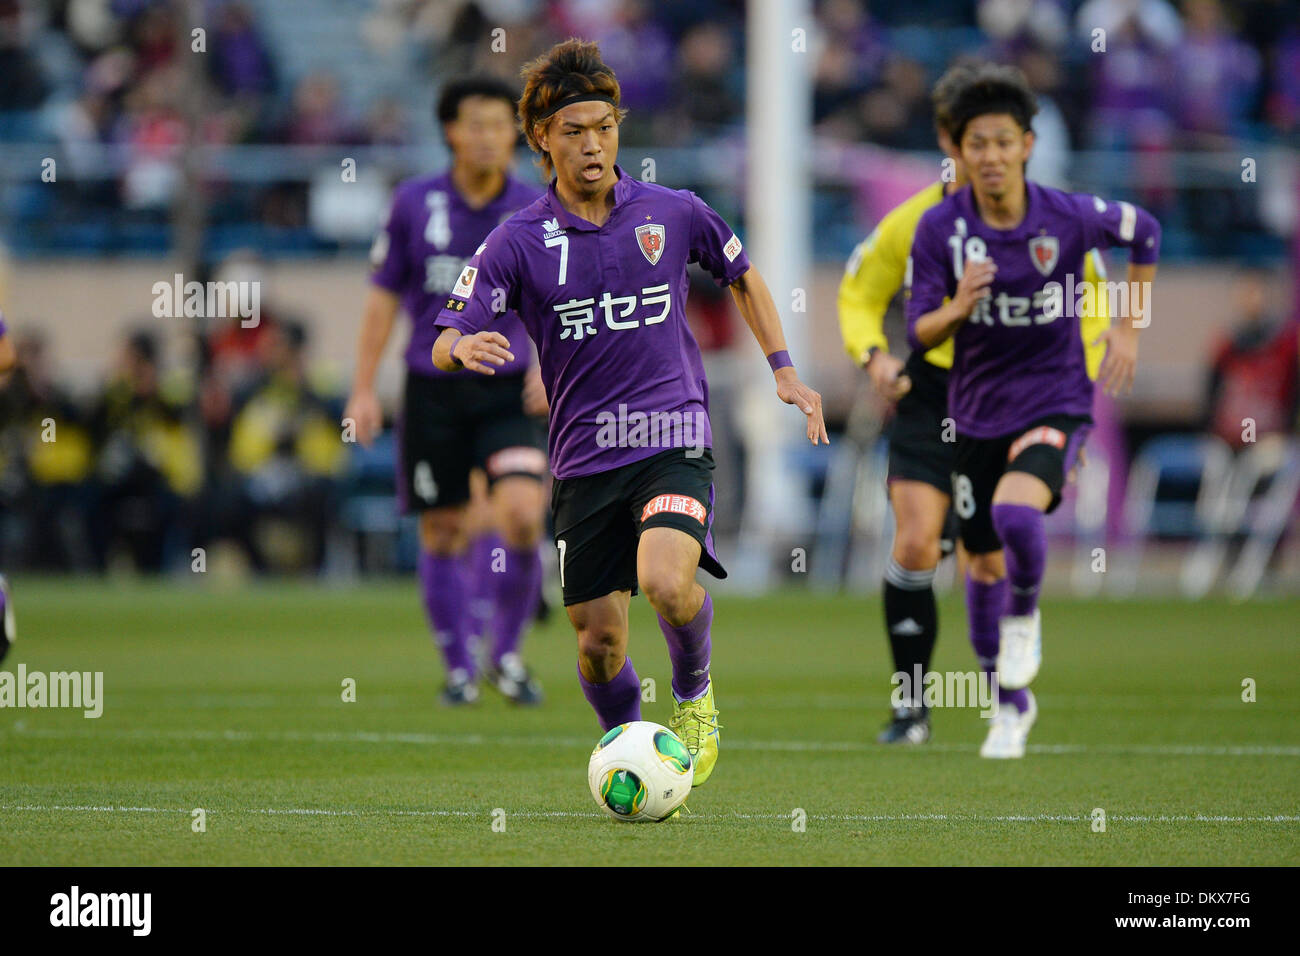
[587,720,694,822]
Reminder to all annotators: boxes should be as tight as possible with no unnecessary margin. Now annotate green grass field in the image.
[1,578,1296,865]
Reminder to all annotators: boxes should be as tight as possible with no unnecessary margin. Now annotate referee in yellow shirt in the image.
[839,64,1110,744]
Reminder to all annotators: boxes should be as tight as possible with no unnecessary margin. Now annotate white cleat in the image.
[980,691,1037,759]
[996,608,1041,690]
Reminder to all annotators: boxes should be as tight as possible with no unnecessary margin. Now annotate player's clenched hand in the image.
[865,351,910,403]
[343,388,383,447]
[452,331,514,375]
[951,259,997,318]
[1094,324,1139,397]
[776,373,829,445]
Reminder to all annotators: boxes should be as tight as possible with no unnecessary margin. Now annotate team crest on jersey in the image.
[635,223,666,265]
[1028,235,1059,276]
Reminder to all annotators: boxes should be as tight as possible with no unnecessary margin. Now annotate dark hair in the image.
[948,63,1037,144]
[435,75,519,127]
[518,38,628,177]
[931,61,982,139]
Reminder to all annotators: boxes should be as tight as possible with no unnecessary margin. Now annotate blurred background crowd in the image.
[0,0,1297,254]
[0,0,1297,585]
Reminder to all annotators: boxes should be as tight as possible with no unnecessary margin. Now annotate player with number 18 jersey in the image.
[906,64,1160,758]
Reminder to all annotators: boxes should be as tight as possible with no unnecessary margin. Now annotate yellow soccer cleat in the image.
[668,680,721,787]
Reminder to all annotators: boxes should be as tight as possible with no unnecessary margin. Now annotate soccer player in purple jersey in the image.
[431,40,828,785]
[0,310,15,663]
[907,65,1160,758]
[343,77,548,706]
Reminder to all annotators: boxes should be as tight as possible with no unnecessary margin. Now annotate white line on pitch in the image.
[1,804,1297,824]
[5,725,1299,757]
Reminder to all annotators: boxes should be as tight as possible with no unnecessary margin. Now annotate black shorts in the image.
[550,448,726,607]
[952,414,1092,555]
[398,370,546,513]
[887,353,958,555]
[887,353,955,494]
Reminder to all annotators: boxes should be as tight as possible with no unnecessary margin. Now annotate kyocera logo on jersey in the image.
[452,265,478,299]
[723,233,742,262]
[1029,235,1059,276]
[635,223,666,265]
[641,494,707,526]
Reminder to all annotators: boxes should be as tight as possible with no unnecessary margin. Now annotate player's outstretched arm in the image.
[342,287,399,447]
[1094,261,1156,397]
[728,265,828,445]
[432,327,515,375]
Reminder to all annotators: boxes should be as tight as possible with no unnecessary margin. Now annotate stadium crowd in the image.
[0,0,1296,253]
[0,261,349,573]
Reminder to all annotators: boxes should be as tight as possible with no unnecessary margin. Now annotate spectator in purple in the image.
[1265,24,1300,137]
[1075,0,1180,150]
[813,1,892,131]
[278,74,352,145]
[208,1,275,100]
[1171,0,1260,140]
[588,0,674,116]
[666,22,742,143]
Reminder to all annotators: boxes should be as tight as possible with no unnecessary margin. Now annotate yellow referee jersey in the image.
[838,181,1111,379]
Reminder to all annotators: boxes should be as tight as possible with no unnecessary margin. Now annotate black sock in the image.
[883,558,938,711]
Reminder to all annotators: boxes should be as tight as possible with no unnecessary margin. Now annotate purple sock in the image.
[966,574,1029,713]
[462,532,501,646]
[578,657,642,730]
[658,592,713,701]
[419,552,474,676]
[491,543,542,666]
[992,503,1047,617]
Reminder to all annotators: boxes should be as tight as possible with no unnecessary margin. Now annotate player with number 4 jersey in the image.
[907,65,1160,758]
[433,40,828,786]
[344,76,548,708]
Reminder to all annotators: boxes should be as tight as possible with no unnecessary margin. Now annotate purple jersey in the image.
[906,182,1160,438]
[434,167,750,479]
[370,171,540,377]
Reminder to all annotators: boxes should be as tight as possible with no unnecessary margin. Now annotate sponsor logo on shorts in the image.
[1007,426,1066,462]
[485,446,547,479]
[641,494,707,526]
